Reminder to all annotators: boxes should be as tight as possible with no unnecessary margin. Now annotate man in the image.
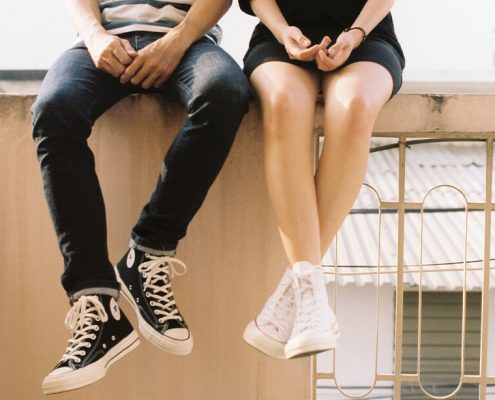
[31,0,249,394]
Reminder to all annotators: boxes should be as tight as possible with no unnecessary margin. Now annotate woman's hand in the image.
[281,26,331,61]
[316,29,362,72]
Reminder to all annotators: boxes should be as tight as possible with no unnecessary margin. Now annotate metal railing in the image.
[311,131,495,400]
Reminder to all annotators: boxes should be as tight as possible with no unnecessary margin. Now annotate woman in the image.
[240,0,405,359]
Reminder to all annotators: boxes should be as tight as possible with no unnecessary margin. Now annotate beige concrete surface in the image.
[0,92,492,399]
[0,94,309,400]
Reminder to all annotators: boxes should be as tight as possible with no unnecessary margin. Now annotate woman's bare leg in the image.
[251,62,320,265]
[316,62,393,254]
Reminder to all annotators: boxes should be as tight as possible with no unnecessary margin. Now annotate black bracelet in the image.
[344,27,367,45]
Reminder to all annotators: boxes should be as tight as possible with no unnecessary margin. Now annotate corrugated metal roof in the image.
[322,141,495,290]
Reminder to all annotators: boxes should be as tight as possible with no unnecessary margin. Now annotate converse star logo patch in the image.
[110,298,121,321]
[127,248,135,268]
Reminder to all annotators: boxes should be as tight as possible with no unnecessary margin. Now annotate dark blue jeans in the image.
[31,32,250,297]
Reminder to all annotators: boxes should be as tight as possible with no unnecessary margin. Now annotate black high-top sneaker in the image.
[116,247,193,355]
[42,295,139,395]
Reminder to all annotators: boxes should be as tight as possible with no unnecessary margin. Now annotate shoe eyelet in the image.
[111,336,116,341]
[102,343,107,349]
[150,301,154,306]
[81,351,86,356]
[91,334,97,340]
[95,317,100,321]
[145,292,150,297]
[154,310,158,315]
[76,358,81,363]
[95,326,99,331]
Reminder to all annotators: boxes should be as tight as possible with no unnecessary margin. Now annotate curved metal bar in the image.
[417,184,469,399]
[331,183,383,398]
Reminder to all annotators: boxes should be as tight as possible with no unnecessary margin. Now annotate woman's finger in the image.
[319,36,332,50]
[327,43,341,58]
[298,44,321,61]
[317,50,336,71]
[297,34,311,48]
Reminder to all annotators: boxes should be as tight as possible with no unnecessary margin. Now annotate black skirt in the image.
[243,36,405,96]
[239,0,405,96]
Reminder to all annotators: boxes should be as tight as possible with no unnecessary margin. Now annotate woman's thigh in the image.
[322,61,393,127]
[250,61,320,117]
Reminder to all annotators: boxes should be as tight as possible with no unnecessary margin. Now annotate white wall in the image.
[1,1,495,83]
[0,3,256,69]
[318,286,495,397]
[318,285,395,388]
[393,0,495,81]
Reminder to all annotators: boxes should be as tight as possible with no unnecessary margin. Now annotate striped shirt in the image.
[98,0,222,43]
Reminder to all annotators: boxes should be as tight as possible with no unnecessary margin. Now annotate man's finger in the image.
[130,62,149,85]
[105,56,125,76]
[153,73,170,89]
[120,39,138,58]
[141,72,160,89]
[100,59,120,78]
[113,44,133,65]
[120,57,144,83]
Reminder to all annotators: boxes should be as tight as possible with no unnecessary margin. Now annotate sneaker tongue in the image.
[292,261,315,274]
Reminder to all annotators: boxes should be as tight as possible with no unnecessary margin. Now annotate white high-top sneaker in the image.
[285,261,339,359]
[243,270,295,359]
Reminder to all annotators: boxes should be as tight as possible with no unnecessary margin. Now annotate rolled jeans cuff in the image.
[129,239,176,256]
[70,287,120,302]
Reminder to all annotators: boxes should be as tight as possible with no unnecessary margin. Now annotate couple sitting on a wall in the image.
[32,0,404,394]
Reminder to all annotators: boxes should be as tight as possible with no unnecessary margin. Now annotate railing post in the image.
[480,138,493,400]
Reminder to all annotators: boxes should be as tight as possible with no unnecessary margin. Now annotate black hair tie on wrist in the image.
[344,27,367,45]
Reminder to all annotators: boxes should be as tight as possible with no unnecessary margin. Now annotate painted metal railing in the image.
[311,132,495,400]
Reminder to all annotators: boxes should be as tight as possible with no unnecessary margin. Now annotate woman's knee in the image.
[329,90,384,136]
[263,83,315,121]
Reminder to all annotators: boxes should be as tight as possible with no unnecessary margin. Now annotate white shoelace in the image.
[61,296,108,363]
[139,254,187,324]
[292,270,336,335]
[258,271,295,339]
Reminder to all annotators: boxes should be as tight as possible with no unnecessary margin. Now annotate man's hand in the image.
[281,27,331,62]
[315,30,361,72]
[87,32,137,77]
[120,30,188,89]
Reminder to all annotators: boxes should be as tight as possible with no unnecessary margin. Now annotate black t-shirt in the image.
[239,0,404,60]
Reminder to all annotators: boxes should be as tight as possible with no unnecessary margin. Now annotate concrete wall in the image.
[0,94,309,400]
[1,93,494,399]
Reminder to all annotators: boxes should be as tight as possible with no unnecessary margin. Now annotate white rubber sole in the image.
[243,321,287,360]
[42,331,140,395]
[285,329,339,359]
[116,270,193,355]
